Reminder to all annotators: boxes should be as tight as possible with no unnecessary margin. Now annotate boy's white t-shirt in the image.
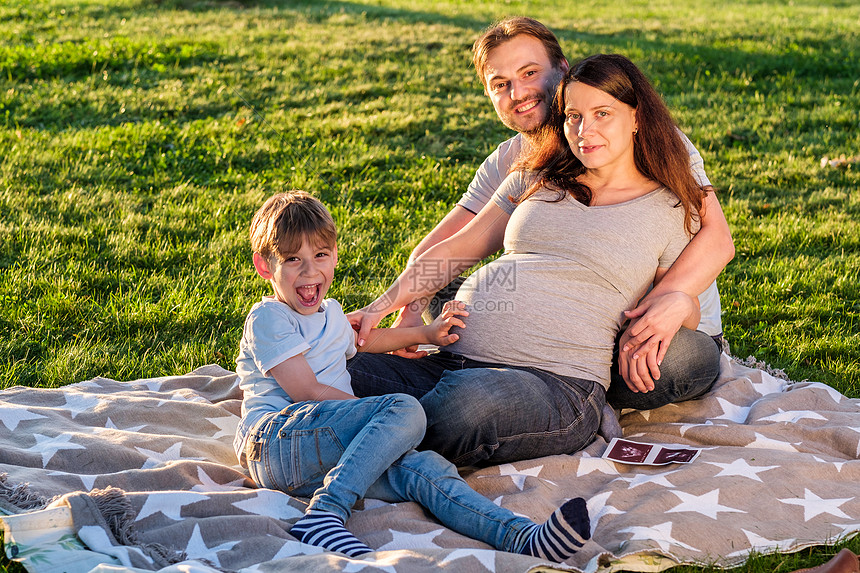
[233,296,357,461]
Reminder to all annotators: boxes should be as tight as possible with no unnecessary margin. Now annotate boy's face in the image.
[253,235,338,315]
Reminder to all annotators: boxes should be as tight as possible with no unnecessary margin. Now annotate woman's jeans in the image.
[346,352,605,466]
[244,394,535,552]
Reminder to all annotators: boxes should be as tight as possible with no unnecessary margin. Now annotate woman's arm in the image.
[348,202,510,347]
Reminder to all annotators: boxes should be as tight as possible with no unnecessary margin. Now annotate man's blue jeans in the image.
[346,352,604,466]
[605,327,721,410]
[244,394,536,552]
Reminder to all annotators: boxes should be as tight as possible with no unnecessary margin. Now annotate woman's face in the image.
[562,81,638,172]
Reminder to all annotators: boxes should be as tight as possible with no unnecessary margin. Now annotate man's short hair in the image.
[250,191,337,262]
[472,17,566,89]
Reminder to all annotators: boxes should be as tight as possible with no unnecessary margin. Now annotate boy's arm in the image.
[356,301,469,354]
[268,355,356,402]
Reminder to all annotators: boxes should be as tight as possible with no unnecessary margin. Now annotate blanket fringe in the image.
[86,486,189,568]
[722,338,792,382]
[0,472,52,513]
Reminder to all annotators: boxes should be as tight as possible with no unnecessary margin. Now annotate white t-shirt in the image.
[233,297,356,461]
[455,132,722,336]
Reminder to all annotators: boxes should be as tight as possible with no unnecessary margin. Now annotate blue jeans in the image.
[605,327,721,410]
[346,352,604,466]
[244,394,535,552]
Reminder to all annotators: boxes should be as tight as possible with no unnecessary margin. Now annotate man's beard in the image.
[500,94,550,135]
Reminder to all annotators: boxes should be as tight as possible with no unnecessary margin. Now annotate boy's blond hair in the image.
[250,191,337,262]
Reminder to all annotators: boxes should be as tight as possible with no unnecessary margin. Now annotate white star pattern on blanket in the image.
[25,433,87,467]
[375,529,444,551]
[0,405,47,431]
[136,442,204,469]
[744,432,800,451]
[61,391,103,419]
[619,522,699,553]
[47,469,97,490]
[587,491,624,535]
[184,524,240,565]
[575,453,618,477]
[192,466,245,491]
[493,463,548,491]
[439,548,498,570]
[713,398,752,423]
[757,409,827,423]
[615,468,682,489]
[725,529,797,557]
[204,415,239,440]
[779,489,853,522]
[342,555,398,572]
[706,458,779,482]
[666,489,746,519]
[231,489,304,519]
[136,491,211,521]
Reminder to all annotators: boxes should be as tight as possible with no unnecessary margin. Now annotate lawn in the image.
[1,0,858,571]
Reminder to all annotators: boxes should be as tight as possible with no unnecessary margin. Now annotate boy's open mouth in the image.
[296,284,321,307]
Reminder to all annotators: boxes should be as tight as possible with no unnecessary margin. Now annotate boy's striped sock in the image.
[290,509,372,557]
[518,497,590,562]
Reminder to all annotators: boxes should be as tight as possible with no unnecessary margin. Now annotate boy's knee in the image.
[380,393,426,443]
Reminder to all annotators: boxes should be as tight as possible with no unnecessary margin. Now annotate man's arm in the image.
[617,189,734,390]
[618,270,701,393]
[268,355,356,403]
[623,189,734,353]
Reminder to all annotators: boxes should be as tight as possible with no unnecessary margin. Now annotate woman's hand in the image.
[618,291,699,391]
[424,300,469,347]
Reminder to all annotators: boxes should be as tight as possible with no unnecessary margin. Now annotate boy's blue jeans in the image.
[347,352,605,466]
[245,393,536,552]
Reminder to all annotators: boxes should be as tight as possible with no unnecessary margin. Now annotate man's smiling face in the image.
[483,34,567,136]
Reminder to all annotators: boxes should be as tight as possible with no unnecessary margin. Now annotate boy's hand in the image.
[387,305,429,358]
[425,300,468,347]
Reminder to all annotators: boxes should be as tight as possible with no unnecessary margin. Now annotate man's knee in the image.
[421,368,518,426]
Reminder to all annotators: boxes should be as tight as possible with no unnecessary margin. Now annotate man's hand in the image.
[424,300,469,347]
[617,291,699,392]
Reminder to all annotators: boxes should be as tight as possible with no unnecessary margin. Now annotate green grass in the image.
[1,0,858,571]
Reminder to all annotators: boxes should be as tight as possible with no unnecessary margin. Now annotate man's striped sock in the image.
[290,510,372,557]
[518,497,590,562]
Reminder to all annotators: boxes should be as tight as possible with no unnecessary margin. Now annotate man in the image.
[347,18,734,464]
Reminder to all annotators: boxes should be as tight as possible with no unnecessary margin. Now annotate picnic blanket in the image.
[1,352,859,573]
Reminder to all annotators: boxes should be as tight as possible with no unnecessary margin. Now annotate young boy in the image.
[233,191,592,561]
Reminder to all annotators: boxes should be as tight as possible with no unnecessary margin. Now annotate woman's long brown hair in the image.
[516,53,704,235]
